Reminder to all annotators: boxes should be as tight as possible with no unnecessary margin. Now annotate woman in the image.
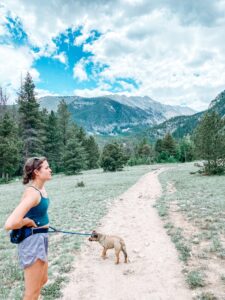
[5,157,52,300]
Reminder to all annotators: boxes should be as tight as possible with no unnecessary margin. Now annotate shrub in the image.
[186,270,206,289]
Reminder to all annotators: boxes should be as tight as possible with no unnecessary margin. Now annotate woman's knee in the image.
[24,286,40,300]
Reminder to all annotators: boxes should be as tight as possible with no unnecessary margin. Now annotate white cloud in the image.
[74,26,91,46]
[74,87,108,98]
[1,0,225,109]
[36,88,59,99]
[53,52,67,65]
[0,44,39,103]
[73,59,88,81]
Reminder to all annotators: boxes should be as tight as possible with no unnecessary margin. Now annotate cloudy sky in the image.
[0,0,225,111]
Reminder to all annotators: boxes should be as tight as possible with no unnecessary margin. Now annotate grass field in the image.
[0,165,152,300]
[2,162,225,299]
[157,163,225,299]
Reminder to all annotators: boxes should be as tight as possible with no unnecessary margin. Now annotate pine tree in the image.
[178,136,195,162]
[84,135,100,169]
[162,133,177,156]
[57,99,72,170]
[64,125,87,175]
[0,113,21,181]
[100,142,128,172]
[18,72,43,159]
[0,87,8,119]
[193,111,225,174]
[155,139,163,153]
[44,111,61,172]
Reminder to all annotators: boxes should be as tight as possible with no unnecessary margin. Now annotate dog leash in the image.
[48,226,92,236]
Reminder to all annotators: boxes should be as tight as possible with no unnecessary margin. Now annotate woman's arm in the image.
[4,188,39,230]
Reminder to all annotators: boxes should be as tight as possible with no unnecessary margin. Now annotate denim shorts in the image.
[18,233,48,269]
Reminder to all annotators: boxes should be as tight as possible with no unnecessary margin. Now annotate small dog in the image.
[89,230,128,264]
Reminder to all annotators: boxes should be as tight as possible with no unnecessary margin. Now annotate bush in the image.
[76,181,85,187]
[186,270,206,289]
[100,142,128,172]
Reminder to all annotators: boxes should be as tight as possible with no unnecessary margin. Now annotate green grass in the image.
[194,292,218,300]
[159,164,225,232]
[157,162,225,297]
[0,165,152,299]
[186,270,206,289]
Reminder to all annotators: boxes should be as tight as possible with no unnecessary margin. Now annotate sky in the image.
[0,0,225,111]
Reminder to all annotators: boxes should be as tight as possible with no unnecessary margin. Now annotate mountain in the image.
[105,94,195,119]
[38,95,196,135]
[148,90,225,140]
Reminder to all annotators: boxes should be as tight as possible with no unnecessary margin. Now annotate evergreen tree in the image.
[57,99,71,147]
[131,138,155,165]
[18,72,43,159]
[100,142,128,172]
[76,127,86,144]
[0,86,8,119]
[155,133,178,162]
[40,107,49,146]
[84,135,100,169]
[178,136,195,162]
[64,125,87,175]
[162,133,177,156]
[57,99,71,170]
[193,111,225,174]
[44,111,61,172]
[155,139,163,153]
[0,113,21,181]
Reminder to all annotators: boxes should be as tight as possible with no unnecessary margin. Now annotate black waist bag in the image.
[10,227,32,244]
[10,227,49,244]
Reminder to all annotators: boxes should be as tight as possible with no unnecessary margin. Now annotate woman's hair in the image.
[23,157,47,185]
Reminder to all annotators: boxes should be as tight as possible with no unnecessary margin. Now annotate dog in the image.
[88,230,128,264]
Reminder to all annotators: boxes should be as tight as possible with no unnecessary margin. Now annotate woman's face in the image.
[35,160,52,181]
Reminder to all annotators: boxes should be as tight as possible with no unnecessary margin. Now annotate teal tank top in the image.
[24,186,49,227]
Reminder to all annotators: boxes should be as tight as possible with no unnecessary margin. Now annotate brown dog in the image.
[89,230,128,264]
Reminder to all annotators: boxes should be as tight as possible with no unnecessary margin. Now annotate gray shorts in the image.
[18,233,48,269]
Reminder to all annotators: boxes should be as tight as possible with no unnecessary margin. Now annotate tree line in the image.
[1,72,224,181]
[0,73,100,182]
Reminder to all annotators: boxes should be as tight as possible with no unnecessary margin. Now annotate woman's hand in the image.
[22,217,37,228]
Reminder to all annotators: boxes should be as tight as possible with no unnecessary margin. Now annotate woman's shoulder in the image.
[21,186,41,206]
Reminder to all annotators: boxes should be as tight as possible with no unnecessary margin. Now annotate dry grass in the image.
[157,162,225,299]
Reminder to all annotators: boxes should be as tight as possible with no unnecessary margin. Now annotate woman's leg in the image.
[23,259,46,300]
[40,261,48,289]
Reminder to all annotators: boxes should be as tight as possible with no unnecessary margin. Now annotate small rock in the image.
[133,249,139,254]
[123,268,135,275]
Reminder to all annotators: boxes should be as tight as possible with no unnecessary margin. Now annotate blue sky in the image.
[0,0,225,110]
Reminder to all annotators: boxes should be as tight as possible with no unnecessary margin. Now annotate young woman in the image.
[5,157,52,300]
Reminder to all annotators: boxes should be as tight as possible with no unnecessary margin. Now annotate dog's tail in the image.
[121,242,128,263]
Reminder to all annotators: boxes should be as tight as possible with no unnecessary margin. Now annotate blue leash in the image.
[48,226,92,236]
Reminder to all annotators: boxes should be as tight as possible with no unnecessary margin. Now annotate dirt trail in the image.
[62,168,192,300]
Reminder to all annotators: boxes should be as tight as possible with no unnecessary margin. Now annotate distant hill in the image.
[38,95,196,136]
[148,90,225,140]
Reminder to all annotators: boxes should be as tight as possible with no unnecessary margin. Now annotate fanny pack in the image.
[10,227,49,244]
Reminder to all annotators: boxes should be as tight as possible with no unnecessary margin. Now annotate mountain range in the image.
[38,95,195,136]
[147,90,225,140]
